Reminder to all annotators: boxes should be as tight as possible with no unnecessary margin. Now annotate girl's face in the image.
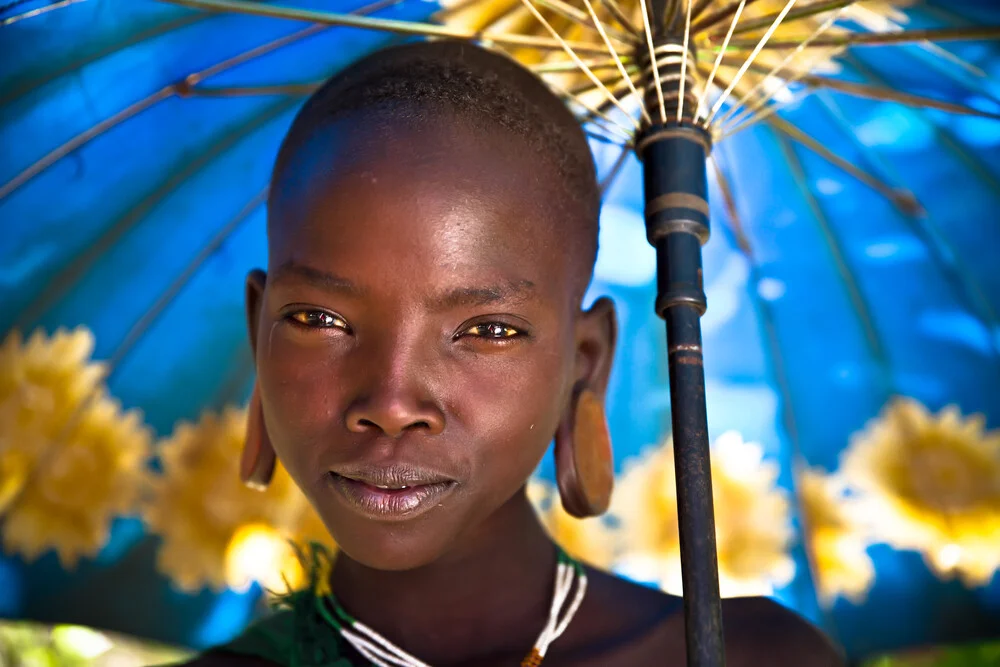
[248,115,612,570]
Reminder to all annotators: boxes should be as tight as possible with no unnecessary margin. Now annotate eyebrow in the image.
[272,260,535,309]
[429,280,536,311]
[271,260,367,297]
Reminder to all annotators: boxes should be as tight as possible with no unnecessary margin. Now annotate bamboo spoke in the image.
[720,0,855,37]
[689,0,716,23]
[581,0,651,124]
[708,155,752,256]
[1,0,85,27]
[728,26,1000,49]
[678,0,695,121]
[517,0,641,129]
[0,0,401,201]
[705,0,798,125]
[767,115,920,215]
[639,0,666,122]
[550,81,636,141]
[162,0,611,55]
[598,0,639,36]
[532,57,630,74]
[534,0,637,46]
[716,8,845,126]
[696,0,749,122]
[801,75,1000,120]
[184,83,320,97]
[599,145,631,195]
[106,187,269,372]
[692,0,763,33]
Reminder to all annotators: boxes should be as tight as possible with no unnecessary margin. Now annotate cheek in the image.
[448,344,569,491]
[255,327,343,457]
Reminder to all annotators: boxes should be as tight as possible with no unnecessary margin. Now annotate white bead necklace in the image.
[317,552,588,667]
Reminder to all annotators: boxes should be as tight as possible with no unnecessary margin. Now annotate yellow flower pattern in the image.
[0,328,151,567]
[841,398,1000,587]
[527,479,615,569]
[144,406,335,593]
[798,468,875,607]
[613,431,795,598]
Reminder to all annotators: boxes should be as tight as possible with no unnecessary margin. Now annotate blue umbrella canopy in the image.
[2,0,1000,661]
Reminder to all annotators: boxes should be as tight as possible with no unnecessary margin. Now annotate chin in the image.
[331,518,459,571]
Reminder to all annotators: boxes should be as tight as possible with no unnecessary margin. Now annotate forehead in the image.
[268,116,583,301]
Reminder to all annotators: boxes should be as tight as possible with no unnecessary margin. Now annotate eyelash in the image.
[285,310,351,332]
[285,311,525,342]
[460,321,526,341]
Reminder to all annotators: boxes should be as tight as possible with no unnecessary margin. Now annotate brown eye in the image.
[465,322,522,339]
[288,310,350,331]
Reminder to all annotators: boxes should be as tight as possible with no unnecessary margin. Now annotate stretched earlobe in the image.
[554,389,614,518]
[241,384,276,491]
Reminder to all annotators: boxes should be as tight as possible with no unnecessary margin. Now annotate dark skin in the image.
[187,112,844,666]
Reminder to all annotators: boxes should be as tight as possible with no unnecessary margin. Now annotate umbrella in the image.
[2,0,1000,663]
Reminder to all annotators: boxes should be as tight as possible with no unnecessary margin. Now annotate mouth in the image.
[326,465,458,521]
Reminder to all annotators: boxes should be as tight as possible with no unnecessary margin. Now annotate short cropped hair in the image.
[271,40,600,276]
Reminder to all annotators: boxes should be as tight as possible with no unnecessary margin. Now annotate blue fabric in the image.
[2,0,999,659]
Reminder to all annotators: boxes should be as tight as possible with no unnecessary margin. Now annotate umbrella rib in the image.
[711,152,835,637]
[770,129,891,375]
[1,13,205,106]
[516,0,641,130]
[718,90,808,139]
[532,57,631,74]
[704,0,798,126]
[599,145,631,195]
[0,0,402,201]
[1,0,85,26]
[184,83,320,97]
[676,0,694,122]
[695,0,748,123]
[766,115,922,216]
[9,99,300,334]
[161,0,610,55]
[550,81,636,141]
[731,26,1000,49]
[821,61,1000,358]
[533,0,637,46]
[692,0,763,34]
[689,0,716,23]
[638,0,666,123]
[716,9,846,127]
[799,75,1000,120]
[718,0,856,38]
[105,187,269,375]
[598,0,638,36]
[815,97,1000,362]
[0,87,173,202]
[581,0,651,124]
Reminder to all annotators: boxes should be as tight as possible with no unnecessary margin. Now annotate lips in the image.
[327,464,457,521]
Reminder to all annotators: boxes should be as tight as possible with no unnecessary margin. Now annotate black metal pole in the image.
[638,121,726,667]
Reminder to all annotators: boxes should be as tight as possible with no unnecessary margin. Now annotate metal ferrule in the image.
[638,122,712,317]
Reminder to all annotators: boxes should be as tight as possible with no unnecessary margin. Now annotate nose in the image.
[344,340,445,438]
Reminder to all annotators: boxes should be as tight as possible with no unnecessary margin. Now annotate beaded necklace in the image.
[315,551,588,667]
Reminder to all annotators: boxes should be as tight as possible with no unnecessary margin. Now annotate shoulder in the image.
[167,651,280,667]
[561,571,843,667]
[717,596,845,667]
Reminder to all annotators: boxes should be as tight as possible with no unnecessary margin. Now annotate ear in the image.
[242,269,276,490]
[241,384,277,490]
[553,297,617,518]
[573,296,617,398]
[245,269,267,358]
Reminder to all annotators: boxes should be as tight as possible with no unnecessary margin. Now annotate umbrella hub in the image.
[639,37,699,127]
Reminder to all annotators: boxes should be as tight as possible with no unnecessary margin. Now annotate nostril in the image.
[357,418,378,430]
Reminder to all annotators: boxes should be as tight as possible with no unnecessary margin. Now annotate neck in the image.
[328,490,559,665]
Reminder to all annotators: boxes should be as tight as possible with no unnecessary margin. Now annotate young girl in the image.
[186,40,842,667]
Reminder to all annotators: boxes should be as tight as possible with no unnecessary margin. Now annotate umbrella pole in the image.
[638,118,726,666]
